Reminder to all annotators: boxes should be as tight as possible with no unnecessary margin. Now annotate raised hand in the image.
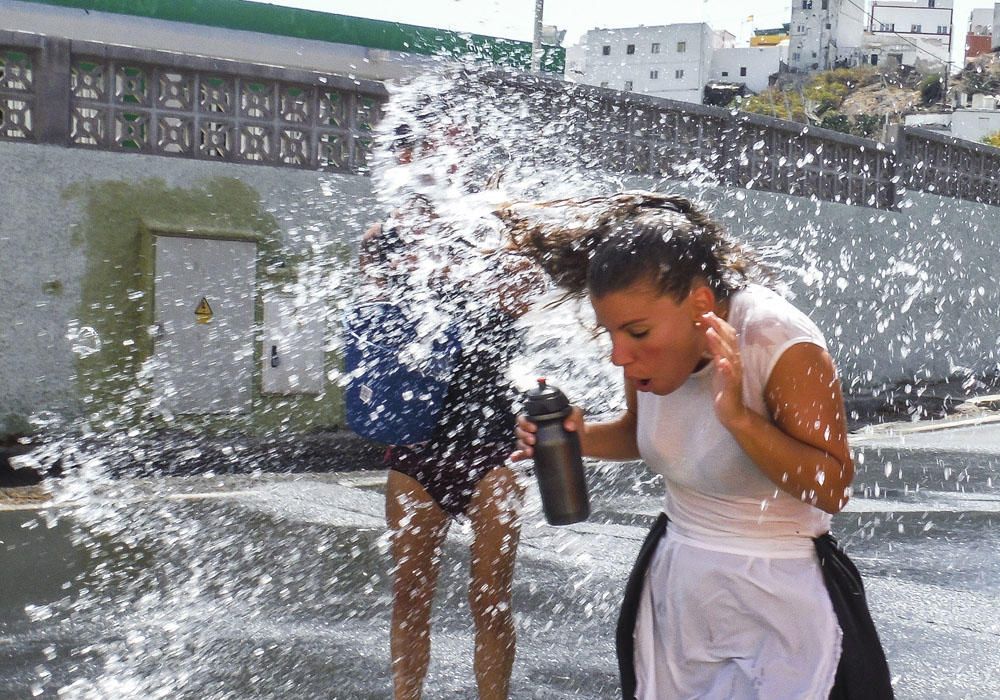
[702,311,749,429]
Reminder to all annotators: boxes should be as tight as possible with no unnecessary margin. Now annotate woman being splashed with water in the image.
[358,80,542,700]
[502,193,892,699]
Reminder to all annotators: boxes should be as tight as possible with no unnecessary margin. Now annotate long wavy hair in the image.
[495,192,761,301]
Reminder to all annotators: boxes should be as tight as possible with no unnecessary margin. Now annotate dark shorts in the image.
[615,514,894,700]
[387,441,512,518]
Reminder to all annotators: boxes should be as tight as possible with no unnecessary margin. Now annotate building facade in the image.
[788,0,866,72]
[865,0,954,69]
[993,2,1000,50]
[965,7,994,61]
[710,45,789,93]
[566,23,784,103]
[566,24,729,103]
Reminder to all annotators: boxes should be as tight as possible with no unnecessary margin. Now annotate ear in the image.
[687,285,716,318]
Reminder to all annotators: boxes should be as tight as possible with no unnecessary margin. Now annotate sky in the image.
[266,0,987,68]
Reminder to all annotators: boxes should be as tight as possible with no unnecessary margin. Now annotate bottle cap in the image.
[524,378,570,419]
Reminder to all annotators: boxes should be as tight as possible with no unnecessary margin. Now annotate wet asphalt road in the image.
[1,422,998,699]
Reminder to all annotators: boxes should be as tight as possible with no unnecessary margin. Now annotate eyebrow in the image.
[614,318,649,330]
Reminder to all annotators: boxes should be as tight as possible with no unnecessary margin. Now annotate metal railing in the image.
[894,125,1000,206]
[492,72,898,209]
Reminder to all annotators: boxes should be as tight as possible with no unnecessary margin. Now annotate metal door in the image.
[152,235,256,414]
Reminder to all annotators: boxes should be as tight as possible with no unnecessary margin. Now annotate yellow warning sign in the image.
[194,297,214,324]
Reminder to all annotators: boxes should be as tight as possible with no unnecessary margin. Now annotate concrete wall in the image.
[2,138,999,437]
[952,109,1000,141]
[622,176,1000,393]
[0,140,375,437]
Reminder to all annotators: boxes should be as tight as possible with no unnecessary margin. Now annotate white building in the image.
[566,23,733,103]
[905,104,1000,142]
[710,44,789,93]
[567,23,784,104]
[965,7,994,62]
[788,0,866,72]
[865,0,954,70]
[994,3,1000,50]
[969,7,995,35]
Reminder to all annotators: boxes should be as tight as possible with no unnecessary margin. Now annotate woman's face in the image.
[590,278,711,395]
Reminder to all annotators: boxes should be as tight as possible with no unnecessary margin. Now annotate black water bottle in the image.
[524,378,590,526]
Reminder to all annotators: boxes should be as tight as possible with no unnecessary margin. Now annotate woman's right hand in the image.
[511,407,585,462]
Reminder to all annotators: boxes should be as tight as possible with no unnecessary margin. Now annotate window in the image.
[624,80,633,91]
[721,70,729,76]
[651,42,660,54]
[929,0,935,6]
[911,24,922,33]
[821,0,828,8]
[627,44,636,55]
[937,25,948,34]
[792,52,801,61]
[600,81,609,88]
[675,69,685,79]
[650,70,659,79]
[602,45,611,55]
[740,66,747,76]
[870,53,878,65]
[677,41,687,53]
[802,0,812,8]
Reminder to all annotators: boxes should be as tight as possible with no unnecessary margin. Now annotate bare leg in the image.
[386,469,451,700]
[467,466,525,700]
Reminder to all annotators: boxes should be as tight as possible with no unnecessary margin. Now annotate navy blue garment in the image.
[362,222,520,516]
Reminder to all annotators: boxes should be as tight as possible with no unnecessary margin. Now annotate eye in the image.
[628,329,649,339]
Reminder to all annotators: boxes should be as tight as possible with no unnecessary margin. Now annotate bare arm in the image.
[514,377,640,462]
[721,342,854,514]
[578,378,640,460]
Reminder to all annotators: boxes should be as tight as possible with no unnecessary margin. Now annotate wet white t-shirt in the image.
[636,283,833,554]
[633,284,842,699]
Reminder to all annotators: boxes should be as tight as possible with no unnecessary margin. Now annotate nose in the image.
[609,339,632,367]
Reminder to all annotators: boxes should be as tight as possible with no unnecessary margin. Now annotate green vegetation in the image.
[737,67,887,137]
[983,131,1000,149]
[804,67,880,112]
[737,67,879,124]
[919,74,943,105]
[739,87,807,121]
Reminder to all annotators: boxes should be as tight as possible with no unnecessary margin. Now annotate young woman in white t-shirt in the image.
[503,192,892,699]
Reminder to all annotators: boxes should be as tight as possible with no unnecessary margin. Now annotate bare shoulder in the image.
[765,342,850,460]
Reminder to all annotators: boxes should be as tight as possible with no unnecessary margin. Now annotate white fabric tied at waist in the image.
[664,515,821,558]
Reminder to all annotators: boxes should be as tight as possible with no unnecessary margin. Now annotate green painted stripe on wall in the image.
[17,0,566,72]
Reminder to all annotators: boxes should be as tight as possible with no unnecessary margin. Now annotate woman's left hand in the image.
[702,311,749,428]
